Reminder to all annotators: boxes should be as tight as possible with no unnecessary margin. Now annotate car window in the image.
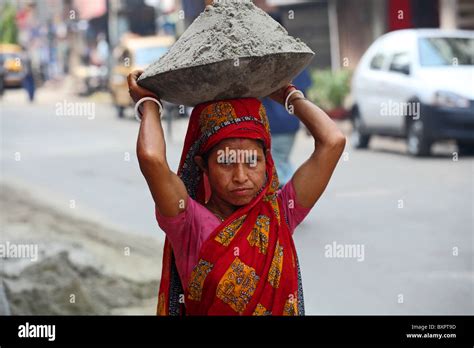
[389,52,410,75]
[418,37,474,66]
[370,53,386,70]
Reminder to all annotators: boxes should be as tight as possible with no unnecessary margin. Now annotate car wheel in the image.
[407,119,431,156]
[457,141,474,156]
[351,112,371,149]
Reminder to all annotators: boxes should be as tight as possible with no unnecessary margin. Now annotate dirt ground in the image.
[0,182,163,315]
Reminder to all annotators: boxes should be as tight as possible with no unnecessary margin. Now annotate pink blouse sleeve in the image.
[278,179,312,233]
[154,198,200,283]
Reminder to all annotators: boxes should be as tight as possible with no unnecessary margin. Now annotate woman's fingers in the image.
[128,70,158,102]
[127,70,144,88]
[268,83,296,105]
[268,86,286,104]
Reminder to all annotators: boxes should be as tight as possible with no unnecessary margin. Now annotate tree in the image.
[0,3,18,44]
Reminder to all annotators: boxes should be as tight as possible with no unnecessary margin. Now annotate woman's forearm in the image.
[136,101,168,165]
[129,71,189,215]
[292,98,346,147]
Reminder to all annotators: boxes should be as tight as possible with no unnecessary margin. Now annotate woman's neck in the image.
[205,195,237,221]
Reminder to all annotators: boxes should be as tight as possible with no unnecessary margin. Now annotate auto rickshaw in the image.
[109,35,184,119]
[0,43,25,87]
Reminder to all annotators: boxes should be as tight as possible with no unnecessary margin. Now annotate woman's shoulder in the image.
[155,196,222,239]
[155,196,209,224]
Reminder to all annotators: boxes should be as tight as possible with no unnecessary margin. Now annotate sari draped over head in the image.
[157,98,304,316]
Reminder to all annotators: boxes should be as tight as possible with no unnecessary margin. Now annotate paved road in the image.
[1,85,472,315]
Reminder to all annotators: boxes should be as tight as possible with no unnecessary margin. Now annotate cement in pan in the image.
[138,0,314,106]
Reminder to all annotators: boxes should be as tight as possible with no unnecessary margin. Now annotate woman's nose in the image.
[233,163,248,183]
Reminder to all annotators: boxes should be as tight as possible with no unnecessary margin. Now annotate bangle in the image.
[134,97,163,122]
[285,89,305,113]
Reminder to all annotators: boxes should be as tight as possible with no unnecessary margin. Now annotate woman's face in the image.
[201,138,267,207]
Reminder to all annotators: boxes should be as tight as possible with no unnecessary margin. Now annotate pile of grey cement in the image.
[140,0,313,75]
[138,0,314,106]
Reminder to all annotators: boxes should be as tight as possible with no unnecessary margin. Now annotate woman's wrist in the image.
[281,84,296,105]
[142,100,160,111]
[138,101,158,118]
[288,92,303,104]
[135,97,163,121]
[285,88,307,114]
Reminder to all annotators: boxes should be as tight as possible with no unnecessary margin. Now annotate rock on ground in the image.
[0,183,163,315]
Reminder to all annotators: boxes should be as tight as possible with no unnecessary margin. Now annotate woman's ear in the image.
[194,155,208,174]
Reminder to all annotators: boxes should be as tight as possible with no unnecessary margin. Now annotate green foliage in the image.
[0,3,18,44]
[307,69,351,110]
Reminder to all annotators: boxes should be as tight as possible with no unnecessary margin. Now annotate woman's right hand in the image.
[268,83,296,106]
[127,70,158,103]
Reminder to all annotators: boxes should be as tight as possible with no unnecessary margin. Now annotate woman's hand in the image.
[127,70,158,103]
[268,83,296,105]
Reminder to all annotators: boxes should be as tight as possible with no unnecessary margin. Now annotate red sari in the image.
[157,98,304,316]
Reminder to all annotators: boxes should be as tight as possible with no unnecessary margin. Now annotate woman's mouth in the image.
[231,188,252,196]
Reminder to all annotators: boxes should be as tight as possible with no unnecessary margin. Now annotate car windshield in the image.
[418,37,474,67]
[134,46,169,66]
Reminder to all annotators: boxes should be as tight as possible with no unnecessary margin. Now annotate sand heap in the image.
[138,0,314,106]
[0,184,161,315]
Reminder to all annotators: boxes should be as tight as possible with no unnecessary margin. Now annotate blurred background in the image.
[0,0,472,315]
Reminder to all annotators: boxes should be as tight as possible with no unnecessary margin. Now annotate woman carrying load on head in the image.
[128,69,346,316]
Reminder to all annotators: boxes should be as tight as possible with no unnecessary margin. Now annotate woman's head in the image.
[179,98,277,209]
[195,137,267,206]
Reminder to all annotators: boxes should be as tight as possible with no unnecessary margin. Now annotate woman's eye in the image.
[247,156,261,168]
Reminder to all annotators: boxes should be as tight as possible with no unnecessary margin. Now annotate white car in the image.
[351,29,474,156]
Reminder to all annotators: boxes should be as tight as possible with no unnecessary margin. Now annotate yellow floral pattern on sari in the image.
[252,303,272,316]
[199,101,238,134]
[263,194,281,226]
[157,292,166,315]
[268,241,284,288]
[215,215,247,246]
[267,165,280,195]
[283,292,298,316]
[259,104,270,133]
[216,257,260,313]
[247,215,270,254]
[187,259,214,301]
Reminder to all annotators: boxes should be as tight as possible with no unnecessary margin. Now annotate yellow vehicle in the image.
[0,43,25,87]
[109,35,175,118]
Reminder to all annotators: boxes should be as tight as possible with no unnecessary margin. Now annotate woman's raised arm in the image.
[128,70,189,217]
[269,85,346,209]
